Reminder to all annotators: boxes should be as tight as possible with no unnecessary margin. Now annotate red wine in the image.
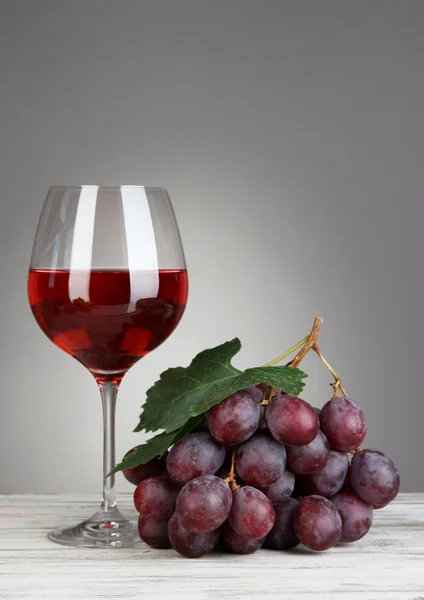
[28,269,188,376]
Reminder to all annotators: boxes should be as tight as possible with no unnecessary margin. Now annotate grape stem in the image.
[262,316,348,398]
[312,346,348,397]
[287,317,348,397]
[288,317,323,368]
[263,336,309,367]
[260,386,276,406]
[223,449,240,491]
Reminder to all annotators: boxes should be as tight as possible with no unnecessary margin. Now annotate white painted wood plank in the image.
[0,493,423,600]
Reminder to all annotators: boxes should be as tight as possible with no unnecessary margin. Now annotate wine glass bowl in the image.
[28,265,188,376]
[28,186,188,547]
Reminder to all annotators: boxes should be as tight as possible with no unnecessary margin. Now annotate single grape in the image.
[297,450,349,498]
[208,391,261,445]
[133,476,180,519]
[373,477,400,509]
[259,469,295,504]
[176,475,232,533]
[314,406,322,419]
[137,516,171,548]
[244,385,264,403]
[286,431,330,475]
[331,487,373,542]
[265,394,319,446]
[122,450,166,486]
[166,432,225,485]
[228,486,275,540]
[265,497,300,550]
[320,396,367,453]
[235,432,286,487]
[350,449,400,508]
[220,520,265,554]
[168,512,219,558]
[294,495,342,551]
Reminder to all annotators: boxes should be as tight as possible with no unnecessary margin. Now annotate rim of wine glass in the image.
[48,185,168,192]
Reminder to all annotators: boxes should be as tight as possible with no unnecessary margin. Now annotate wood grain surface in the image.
[0,493,423,600]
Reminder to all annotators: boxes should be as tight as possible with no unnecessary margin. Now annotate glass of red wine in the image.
[27,185,188,547]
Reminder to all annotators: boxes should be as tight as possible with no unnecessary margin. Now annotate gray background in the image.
[1,0,423,494]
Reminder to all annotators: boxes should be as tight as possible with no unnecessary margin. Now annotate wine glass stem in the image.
[98,380,118,512]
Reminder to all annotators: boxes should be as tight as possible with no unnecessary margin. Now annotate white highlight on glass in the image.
[68,186,99,302]
[121,186,159,302]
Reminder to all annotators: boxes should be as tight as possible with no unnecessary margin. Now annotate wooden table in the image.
[0,493,423,599]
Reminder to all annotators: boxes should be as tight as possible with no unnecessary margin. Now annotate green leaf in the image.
[134,338,307,434]
[108,415,203,476]
[134,339,241,433]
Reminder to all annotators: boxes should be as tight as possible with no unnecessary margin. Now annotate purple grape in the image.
[208,391,261,445]
[235,432,286,487]
[168,512,219,558]
[265,394,319,446]
[133,476,180,519]
[320,396,367,452]
[228,486,275,540]
[350,449,400,508]
[259,469,295,504]
[294,495,342,551]
[137,516,171,548]
[176,475,232,533]
[286,431,330,475]
[297,450,349,498]
[122,450,166,486]
[331,487,373,542]
[314,406,322,419]
[373,476,400,509]
[245,385,264,403]
[166,432,225,484]
[265,497,300,550]
[220,520,265,554]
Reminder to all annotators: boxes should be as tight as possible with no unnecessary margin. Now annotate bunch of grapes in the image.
[124,386,399,558]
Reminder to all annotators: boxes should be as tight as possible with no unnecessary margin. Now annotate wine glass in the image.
[27,185,188,548]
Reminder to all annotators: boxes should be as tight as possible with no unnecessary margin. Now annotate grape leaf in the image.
[134,338,307,434]
[108,416,202,476]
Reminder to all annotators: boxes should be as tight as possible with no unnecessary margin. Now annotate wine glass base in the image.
[47,507,142,548]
